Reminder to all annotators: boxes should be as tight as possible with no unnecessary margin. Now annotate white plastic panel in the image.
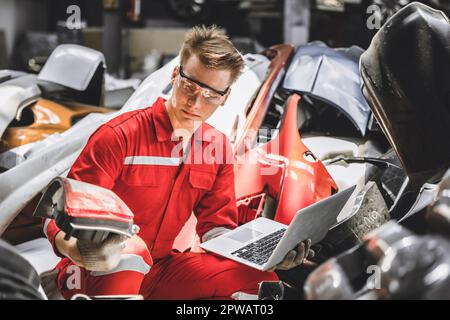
[38,44,105,91]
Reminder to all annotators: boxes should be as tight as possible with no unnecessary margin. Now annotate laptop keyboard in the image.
[231,228,286,266]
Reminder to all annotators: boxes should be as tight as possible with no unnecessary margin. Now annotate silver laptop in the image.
[201,185,356,271]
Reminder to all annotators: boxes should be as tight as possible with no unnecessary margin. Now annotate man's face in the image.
[168,54,232,130]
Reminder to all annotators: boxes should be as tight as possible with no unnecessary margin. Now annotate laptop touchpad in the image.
[227,228,262,243]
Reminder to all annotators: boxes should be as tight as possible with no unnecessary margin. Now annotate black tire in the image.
[0,239,43,300]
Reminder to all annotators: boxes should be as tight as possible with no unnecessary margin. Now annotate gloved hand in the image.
[231,292,259,300]
[77,234,127,272]
[267,238,316,271]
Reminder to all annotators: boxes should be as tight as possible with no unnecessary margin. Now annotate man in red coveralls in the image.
[43,25,314,299]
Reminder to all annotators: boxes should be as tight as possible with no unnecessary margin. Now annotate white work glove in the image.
[77,234,127,272]
[231,292,259,300]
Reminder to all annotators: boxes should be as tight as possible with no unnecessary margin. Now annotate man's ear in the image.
[220,88,232,106]
[171,66,179,84]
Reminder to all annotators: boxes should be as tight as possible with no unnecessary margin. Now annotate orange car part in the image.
[0,99,111,152]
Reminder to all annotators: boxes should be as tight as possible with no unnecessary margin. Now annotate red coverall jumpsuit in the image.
[44,97,278,299]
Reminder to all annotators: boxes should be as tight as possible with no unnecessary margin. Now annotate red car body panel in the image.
[60,178,135,223]
[234,44,294,156]
[235,94,338,225]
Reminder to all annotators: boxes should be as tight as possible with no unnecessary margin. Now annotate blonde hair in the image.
[179,25,245,83]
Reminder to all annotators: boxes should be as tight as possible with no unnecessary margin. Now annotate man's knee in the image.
[231,262,279,286]
[208,258,279,297]
[226,264,279,298]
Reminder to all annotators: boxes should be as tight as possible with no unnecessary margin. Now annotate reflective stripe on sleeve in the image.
[124,156,181,166]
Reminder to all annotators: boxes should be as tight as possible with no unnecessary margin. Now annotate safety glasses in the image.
[177,65,229,105]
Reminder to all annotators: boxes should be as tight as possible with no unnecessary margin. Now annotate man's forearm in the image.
[201,227,232,243]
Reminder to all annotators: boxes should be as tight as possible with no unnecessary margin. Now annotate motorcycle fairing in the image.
[360,2,450,188]
[234,93,338,225]
[0,75,41,137]
[33,177,137,243]
[282,41,372,136]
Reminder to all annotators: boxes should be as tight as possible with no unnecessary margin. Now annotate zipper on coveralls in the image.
[149,138,193,254]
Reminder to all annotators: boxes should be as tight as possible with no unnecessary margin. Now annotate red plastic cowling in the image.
[234,94,338,225]
[33,177,136,242]
[61,178,134,223]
